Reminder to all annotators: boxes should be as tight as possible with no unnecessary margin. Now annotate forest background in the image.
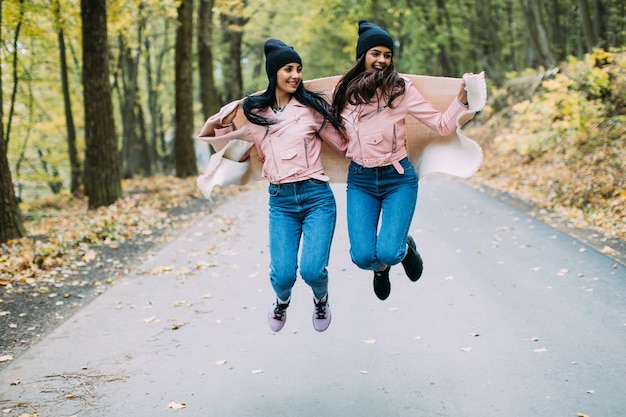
[0,1,625,289]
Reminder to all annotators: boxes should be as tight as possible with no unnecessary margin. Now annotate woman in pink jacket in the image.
[216,39,346,332]
[331,20,473,300]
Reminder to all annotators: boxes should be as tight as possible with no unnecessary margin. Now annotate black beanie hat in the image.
[355,20,394,59]
[264,39,302,77]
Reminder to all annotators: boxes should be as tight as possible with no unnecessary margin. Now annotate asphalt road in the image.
[1,176,624,417]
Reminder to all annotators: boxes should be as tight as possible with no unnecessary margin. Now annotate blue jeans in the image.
[346,157,418,272]
[268,179,336,302]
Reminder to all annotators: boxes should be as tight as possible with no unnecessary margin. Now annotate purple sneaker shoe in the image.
[268,300,289,332]
[312,296,331,332]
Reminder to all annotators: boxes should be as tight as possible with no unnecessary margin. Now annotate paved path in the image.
[1,177,624,417]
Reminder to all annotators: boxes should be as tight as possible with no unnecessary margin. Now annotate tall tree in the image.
[198,0,219,118]
[81,0,122,208]
[174,0,197,177]
[520,0,557,68]
[219,0,248,102]
[144,17,172,173]
[579,0,600,49]
[0,0,26,243]
[5,0,25,148]
[117,34,152,178]
[53,0,81,195]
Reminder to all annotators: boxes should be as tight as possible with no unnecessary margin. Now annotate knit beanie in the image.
[355,20,394,59]
[264,39,302,77]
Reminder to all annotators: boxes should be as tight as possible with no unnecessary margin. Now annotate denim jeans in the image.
[346,157,418,272]
[268,179,336,302]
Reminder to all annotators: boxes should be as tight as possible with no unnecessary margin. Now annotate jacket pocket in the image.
[280,148,298,160]
[363,132,384,146]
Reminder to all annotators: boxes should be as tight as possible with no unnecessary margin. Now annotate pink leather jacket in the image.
[339,77,469,174]
[219,97,346,184]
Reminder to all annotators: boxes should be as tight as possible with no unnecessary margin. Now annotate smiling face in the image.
[364,46,393,71]
[275,62,302,97]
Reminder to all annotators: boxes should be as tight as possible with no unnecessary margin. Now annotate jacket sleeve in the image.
[198,99,242,139]
[317,121,348,157]
[197,100,258,199]
[405,81,473,136]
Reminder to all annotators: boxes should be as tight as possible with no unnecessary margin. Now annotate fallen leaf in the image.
[601,246,615,255]
[0,355,14,363]
[534,347,547,353]
[360,370,369,374]
[167,401,187,409]
[195,261,217,268]
[143,316,159,323]
[215,360,227,365]
[251,369,263,375]
[361,339,376,344]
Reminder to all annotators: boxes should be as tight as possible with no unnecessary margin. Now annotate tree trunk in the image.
[435,0,456,77]
[144,32,167,173]
[220,2,248,102]
[0,0,26,243]
[6,0,25,148]
[174,0,197,178]
[521,0,557,68]
[0,133,25,242]
[579,0,598,50]
[198,0,219,118]
[81,0,122,209]
[135,99,151,176]
[118,35,151,178]
[592,0,607,47]
[548,0,565,61]
[37,149,63,194]
[53,0,81,195]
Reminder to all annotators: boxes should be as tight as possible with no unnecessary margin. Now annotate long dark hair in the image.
[332,55,406,120]
[243,74,345,135]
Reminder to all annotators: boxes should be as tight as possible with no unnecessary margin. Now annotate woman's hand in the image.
[457,72,474,105]
[220,106,239,127]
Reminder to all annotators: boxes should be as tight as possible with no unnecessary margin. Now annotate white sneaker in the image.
[312,296,331,332]
[268,300,289,332]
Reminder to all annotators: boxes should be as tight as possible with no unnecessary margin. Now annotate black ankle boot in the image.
[402,235,423,281]
[373,265,391,300]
